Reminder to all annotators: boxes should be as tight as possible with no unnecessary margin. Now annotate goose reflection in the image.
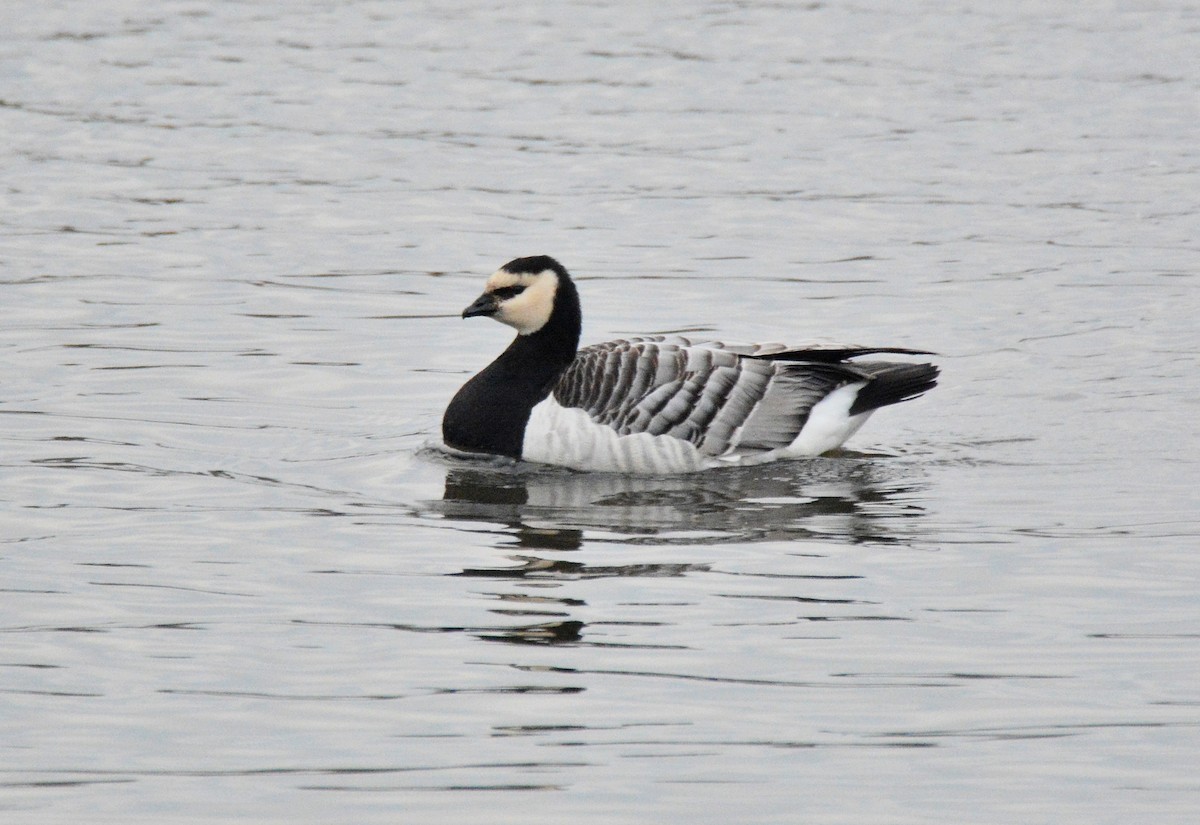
[435,454,928,552]
[424,454,929,648]
[422,453,936,647]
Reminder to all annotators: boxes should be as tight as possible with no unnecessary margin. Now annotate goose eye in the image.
[492,285,526,300]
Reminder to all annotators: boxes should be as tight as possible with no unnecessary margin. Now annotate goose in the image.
[442,255,938,474]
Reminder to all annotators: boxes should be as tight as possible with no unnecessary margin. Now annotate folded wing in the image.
[552,336,935,458]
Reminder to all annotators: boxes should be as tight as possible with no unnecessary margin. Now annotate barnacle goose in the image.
[442,256,938,474]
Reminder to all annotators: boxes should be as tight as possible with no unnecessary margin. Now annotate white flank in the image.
[784,382,873,456]
[522,382,877,474]
[523,397,713,474]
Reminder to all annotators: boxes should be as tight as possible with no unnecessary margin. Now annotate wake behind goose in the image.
[443,256,937,474]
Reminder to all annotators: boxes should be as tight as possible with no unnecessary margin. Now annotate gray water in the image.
[2,2,1198,823]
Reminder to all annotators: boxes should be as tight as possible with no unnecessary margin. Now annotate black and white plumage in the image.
[443,256,938,474]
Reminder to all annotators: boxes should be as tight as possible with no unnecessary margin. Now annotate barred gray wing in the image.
[552,338,863,456]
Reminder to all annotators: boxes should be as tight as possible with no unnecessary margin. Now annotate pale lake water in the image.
[2,2,1198,823]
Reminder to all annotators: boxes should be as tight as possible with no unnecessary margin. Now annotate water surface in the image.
[2,2,1198,823]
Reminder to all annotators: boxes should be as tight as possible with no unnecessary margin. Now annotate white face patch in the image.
[485,267,559,335]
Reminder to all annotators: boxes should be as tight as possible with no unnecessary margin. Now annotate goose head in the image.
[461,255,570,336]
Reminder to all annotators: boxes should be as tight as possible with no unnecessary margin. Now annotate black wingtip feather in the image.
[848,363,940,416]
[759,346,937,364]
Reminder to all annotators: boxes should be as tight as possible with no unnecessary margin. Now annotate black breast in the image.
[442,327,578,459]
[442,357,540,458]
